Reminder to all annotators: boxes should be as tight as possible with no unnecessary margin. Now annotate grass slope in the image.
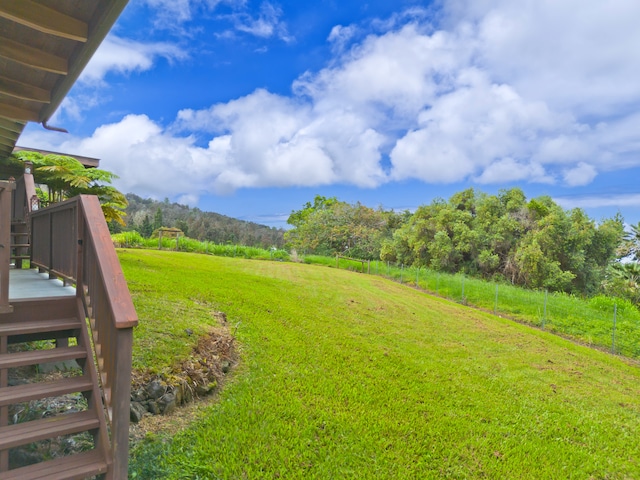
[121,250,640,479]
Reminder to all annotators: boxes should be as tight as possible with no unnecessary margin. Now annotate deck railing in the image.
[11,163,38,223]
[11,165,40,269]
[30,195,138,478]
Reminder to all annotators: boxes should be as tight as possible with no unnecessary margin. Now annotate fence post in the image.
[400,264,404,283]
[612,304,617,354]
[494,284,498,314]
[367,260,370,274]
[158,230,162,250]
[461,275,465,303]
[387,261,390,276]
[336,255,339,269]
[543,290,548,329]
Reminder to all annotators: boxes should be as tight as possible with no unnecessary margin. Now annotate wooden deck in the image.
[9,269,75,300]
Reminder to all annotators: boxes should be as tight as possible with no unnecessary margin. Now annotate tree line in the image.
[121,194,286,249]
[285,189,639,301]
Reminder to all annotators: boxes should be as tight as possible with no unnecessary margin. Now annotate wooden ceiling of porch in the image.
[0,0,129,158]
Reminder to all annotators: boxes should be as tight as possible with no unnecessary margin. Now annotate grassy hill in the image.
[122,249,640,479]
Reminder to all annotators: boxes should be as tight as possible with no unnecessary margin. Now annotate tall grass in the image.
[123,250,640,479]
[111,231,289,261]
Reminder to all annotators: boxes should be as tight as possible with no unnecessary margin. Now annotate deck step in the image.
[0,410,99,451]
[0,346,86,369]
[0,318,81,337]
[1,449,108,480]
[0,376,93,407]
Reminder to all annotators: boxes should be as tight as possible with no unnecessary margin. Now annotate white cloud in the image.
[563,163,597,187]
[144,0,196,26]
[81,35,187,84]
[453,0,640,117]
[216,1,294,43]
[51,35,187,122]
[555,194,640,210]
[143,0,241,30]
[177,193,200,206]
[328,25,358,52]
[474,158,553,185]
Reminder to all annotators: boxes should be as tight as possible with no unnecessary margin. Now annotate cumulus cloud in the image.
[563,163,598,187]
[80,35,188,84]
[26,0,640,202]
[474,159,553,185]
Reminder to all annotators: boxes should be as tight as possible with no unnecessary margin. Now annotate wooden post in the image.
[111,327,134,479]
[0,181,15,313]
[0,335,8,471]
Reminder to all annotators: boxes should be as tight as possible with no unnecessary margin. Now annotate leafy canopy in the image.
[11,151,127,226]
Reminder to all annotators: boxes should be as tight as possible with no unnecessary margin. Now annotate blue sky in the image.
[20,0,640,228]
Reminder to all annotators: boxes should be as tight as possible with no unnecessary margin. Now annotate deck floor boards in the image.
[8,269,75,300]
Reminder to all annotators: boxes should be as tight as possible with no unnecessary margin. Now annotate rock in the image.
[131,387,147,402]
[195,381,217,397]
[145,380,165,400]
[221,360,231,374]
[10,448,44,469]
[174,384,183,405]
[130,401,148,423]
[147,401,160,415]
[38,359,81,374]
[159,393,177,415]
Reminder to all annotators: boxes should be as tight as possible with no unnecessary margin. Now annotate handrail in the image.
[78,195,138,328]
[30,194,138,478]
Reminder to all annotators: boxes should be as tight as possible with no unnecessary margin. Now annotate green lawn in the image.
[121,249,640,479]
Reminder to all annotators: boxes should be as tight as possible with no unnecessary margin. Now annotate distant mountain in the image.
[122,193,285,248]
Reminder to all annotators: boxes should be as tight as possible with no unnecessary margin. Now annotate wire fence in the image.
[328,257,640,359]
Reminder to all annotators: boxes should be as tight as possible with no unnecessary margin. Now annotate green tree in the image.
[153,208,164,231]
[12,151,127,225]
[603,262,640,304]
[140,215,153,238]
[285,197,395,260]
[380,187,623,294]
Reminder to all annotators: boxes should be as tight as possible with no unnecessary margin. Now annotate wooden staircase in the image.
[0,190,137,479]
[0,296,112,479]
[10,220,30,268]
